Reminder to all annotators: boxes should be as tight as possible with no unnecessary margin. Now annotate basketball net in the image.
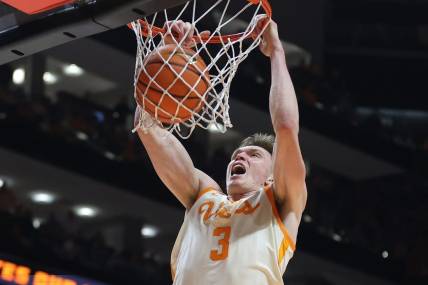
[131,0,271,138]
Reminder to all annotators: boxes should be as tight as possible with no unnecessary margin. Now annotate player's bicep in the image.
[195,169,221,195]
[136,126,200,208]
[272,128,307,218]
[164,169,220,209]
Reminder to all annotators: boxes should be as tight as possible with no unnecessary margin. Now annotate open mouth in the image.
[231,164,246,177]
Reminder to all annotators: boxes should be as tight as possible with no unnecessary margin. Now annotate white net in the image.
[131,0,271,138]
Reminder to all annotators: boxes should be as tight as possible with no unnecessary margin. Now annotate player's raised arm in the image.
[256,17,307,241]
[134,106,219,209]
[133,21,218,209]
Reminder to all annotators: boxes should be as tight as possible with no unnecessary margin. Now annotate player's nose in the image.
[235,152,247,161]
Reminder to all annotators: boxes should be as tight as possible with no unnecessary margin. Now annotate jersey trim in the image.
[196,187,218,201]
[187,187,219,214]
[264,186,296,254]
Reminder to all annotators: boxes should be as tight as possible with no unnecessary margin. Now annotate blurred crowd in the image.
[1,61,427,284]
[291,64,428,155]
[305,168,428,284]
[0,90,141,162]
[0,186,170,284]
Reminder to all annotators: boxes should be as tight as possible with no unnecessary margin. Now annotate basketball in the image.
[136,44,210,123]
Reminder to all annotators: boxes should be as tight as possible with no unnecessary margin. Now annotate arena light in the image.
[314,102,324,110]
[12,68,25,85]
[255,75,265,84]
[0,176,15,189]
[32,217,44,229]
[141,225,158,238]
[303,214,312,223]
[30,191,56,204]
[43,72,58,84]
[332,233,342,242]
[63,64,84,76]
[382,250,389,259]
[104,151,116,160]
[76,131,88,141]
[74,206,98,218]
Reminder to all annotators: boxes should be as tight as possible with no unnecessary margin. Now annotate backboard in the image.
[0,0,188,65]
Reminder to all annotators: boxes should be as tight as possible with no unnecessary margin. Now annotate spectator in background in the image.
[113,95,131,126]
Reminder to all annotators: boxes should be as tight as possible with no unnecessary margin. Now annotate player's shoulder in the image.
[195,168,222,193]
[187,185,224,212]
[196,186,224,200]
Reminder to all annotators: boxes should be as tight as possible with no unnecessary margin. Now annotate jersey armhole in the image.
[264,186,297,252]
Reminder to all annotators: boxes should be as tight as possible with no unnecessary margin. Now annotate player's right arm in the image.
[134,106,219,208]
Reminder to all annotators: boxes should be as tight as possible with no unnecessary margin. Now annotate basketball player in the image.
[134,16,307,285]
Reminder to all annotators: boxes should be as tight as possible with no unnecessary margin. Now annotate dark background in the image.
[0,0,427,284]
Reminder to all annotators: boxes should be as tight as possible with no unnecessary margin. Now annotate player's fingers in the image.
[191,30,210,45]
[189,25,196,47]
[165,20,181,40]
[164,20,176,32]
[252,15,269,39]
[164,21,180,41]
[258,19,270,33]
[255,14,269,26]
[252,24,263,40]
[184,22,194,42]
[199,30,211,38]
[176,20,185,38]
[258,15,270,31]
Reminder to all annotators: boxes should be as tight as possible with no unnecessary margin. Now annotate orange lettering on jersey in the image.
[199,199,260,223]
[210,226,231,261]
[199,201,215,222]
[216,202,232,218]
[236,201,260,215]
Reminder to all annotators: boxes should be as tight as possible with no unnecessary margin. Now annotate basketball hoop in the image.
[130,0,272,138]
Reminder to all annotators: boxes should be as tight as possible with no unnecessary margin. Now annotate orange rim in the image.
[127,0,272,44]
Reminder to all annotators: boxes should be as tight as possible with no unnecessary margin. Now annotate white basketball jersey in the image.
[171,186,295,285]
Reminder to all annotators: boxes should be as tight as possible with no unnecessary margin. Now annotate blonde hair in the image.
[238,133,275,154]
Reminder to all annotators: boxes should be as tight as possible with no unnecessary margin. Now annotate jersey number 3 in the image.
[210,226,231,261]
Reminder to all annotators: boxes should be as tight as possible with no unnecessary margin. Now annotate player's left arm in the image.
[257,17,308,244]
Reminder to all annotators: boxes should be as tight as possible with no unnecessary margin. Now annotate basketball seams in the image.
[137,80,202,101]
[137,82,204,123]
[145,60,210,87]
[144,46,210,88]
[136,44,209,123]
[139,64,208,98]
[136,84,175,120]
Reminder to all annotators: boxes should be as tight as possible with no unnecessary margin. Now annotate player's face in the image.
[226,146,272,195]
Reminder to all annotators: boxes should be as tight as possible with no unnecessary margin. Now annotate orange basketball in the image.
[136,44,210,123]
